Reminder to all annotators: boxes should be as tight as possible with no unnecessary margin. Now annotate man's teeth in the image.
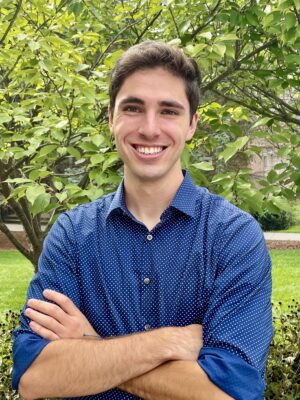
[136,146,163,155]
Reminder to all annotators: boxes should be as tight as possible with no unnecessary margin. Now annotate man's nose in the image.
[138,112,161,138]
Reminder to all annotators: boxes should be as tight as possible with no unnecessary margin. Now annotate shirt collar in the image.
[106,170,198,220]
[106,179,127,219]
[169,170,197,218]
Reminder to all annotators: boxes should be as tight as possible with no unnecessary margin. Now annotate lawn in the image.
[0,249,299,315]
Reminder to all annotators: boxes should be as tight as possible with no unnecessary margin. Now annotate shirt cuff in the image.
[198,347,265,400]
[12,332,49,390]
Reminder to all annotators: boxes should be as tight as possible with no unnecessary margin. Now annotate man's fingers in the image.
[29,321,60,341]
[42,289,78,315]
[25,307,63,335]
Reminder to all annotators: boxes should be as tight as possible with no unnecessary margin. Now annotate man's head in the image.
[109,41,201,123]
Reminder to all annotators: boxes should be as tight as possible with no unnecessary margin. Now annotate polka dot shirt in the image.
[13,171,273,400]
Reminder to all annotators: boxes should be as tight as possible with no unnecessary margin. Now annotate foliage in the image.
[0,0,300,268]
[265,301,300,399]
[0,310,20,399]
[1,303,299,399]
[254,210,294,231]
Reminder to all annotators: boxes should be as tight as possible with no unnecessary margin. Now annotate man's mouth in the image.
[133,145,166,155]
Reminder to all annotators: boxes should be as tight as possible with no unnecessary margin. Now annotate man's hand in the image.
[25,290,203,362]
[24,289,99,340]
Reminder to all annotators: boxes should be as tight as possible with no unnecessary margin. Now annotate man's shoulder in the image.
[59,191,116,225]
[195,185,257,227]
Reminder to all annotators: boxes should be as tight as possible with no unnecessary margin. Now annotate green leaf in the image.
[198,32,212,40]
[31,193,51,217]
[38,145,57,157]
[212,43,226,57]
[271,196,293,213]
[291,156,300,169]
[215,33,238,41]
[67,146,81,159]
[26,185,46,205]
[4,178,33,184]
[284,12,297,30]
[55,120,68,129]
[102,152,119,171]
[252,118,273,129]
[218,136,249,162]
[191,161,214,171]
[211,173,233,184]
[0,113,12,124]
[90,154,104,166]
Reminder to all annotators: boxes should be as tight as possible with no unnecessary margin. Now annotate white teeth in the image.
[136,146,163,155]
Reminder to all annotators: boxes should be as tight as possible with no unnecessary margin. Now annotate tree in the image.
[0,0,299,270]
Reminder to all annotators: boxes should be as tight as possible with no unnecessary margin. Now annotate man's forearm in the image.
[19,328,175,399]
[120,360,234,400]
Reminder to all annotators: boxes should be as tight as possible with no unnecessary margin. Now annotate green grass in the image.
[0,250,33,315]
[0,249,299,315]
[271,249,300,307]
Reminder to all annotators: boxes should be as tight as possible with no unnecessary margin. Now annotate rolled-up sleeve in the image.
[198,212,273,400]
[12,213,81,390]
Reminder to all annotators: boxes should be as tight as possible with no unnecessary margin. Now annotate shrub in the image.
[254,210,294,231]
[265,300,300,399]
[0,310,20,399]
[0,304,299,399]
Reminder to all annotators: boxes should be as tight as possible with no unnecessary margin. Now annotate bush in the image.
[265,301,300,399]
[254,210,294,231]
[1,304,299,399]
[0,311,20,399]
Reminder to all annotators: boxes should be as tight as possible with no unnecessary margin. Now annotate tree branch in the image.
[0,0,23,46]
[168,7,180,38]
[191,0,222,39]
[134,10,162,44]
[202,37,278,93]
[212,88,300,126]
[239,37,278,64]
[252,84,300,116]
[293,3,300,25]
[90,18,146,74]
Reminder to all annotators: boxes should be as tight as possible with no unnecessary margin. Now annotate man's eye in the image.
[162,109,178,115]
[124,106,140,113]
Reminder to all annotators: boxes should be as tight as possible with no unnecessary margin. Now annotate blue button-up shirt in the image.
[13,171,273,399]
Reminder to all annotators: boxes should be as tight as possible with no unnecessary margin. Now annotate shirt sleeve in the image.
[12,212,81,390]
[198,211,273,400]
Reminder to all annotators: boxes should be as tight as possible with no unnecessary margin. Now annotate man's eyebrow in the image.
[119,97,145,106]
[159,100,185,110]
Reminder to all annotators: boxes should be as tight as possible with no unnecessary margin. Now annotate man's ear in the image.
[186,112,199,141]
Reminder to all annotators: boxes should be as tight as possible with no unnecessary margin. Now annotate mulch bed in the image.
[265,240,300,250]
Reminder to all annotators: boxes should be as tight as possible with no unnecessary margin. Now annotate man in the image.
[13,41,273,400]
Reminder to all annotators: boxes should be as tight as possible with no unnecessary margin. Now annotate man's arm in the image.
[23,290,233,400]
[119,361,234,400]
[19,323,201,399]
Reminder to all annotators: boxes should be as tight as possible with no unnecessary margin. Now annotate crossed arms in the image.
[19,290,233,400]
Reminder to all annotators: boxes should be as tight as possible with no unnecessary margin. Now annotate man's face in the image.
[109,67,198,183]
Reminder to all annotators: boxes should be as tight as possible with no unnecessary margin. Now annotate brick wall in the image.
[0,231,29,250]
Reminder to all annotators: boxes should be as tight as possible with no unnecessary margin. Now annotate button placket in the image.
[141,230,154,331]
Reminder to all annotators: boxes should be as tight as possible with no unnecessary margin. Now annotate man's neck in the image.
[124,168,184,231]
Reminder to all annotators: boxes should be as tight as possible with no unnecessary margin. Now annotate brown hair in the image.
[109,41,201,123]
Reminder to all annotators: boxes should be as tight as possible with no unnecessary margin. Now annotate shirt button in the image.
[147,234,153,241]
[143,277,150,285]
[144,324,151,331]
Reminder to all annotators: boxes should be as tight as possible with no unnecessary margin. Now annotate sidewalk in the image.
[264,232,300,241]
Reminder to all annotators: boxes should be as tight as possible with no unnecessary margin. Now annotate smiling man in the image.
[13,41,273,400]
